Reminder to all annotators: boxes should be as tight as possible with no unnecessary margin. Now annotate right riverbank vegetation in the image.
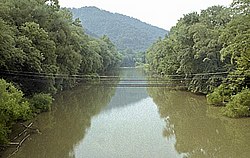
[146,0,250,118]
[0,0,121,145]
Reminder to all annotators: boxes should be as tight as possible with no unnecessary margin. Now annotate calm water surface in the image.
[3,68,250,158]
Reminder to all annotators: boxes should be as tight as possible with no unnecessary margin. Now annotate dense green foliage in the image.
[0,79,31,143]
[29,93,53,113]
[70,7,167,66]
[0,79,54,144]
[70,7,167,52]
[0,0,121,94]
[146,0,250,117]
[223,88,250,117]
[0,0,122,144]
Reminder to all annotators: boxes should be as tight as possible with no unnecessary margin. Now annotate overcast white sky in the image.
[58,0,232,30]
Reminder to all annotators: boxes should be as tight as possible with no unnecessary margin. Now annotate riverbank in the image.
[2,68,250,158]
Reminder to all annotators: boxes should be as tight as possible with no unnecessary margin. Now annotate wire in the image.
[0,69,246,81]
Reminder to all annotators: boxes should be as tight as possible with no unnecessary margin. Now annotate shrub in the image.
[207,84,233,106]
[0,79,31,144]
[29,93,53,113]
[207,90,224,105]
[0,123,8,144]
[223,88,250,118]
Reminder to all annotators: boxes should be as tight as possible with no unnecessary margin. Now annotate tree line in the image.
[0,0,121,144]
[70,6,167,53]
[70,6,167,67]
[146,0,250,118]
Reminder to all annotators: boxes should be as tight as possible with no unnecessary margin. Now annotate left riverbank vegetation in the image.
[0,0,121,145]
[146,0,250,118]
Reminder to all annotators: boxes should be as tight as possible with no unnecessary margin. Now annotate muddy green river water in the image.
[3,68,250,158]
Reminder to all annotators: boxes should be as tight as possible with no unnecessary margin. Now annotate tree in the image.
[207,2,250,117]
[231,0,250,15]
[0,18,15,70]
[0,79,31,143]
[146,1,250,117]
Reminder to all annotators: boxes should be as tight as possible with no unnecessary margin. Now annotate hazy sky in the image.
[58,0,232,30]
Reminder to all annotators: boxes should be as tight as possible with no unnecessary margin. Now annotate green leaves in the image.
[231,0,250,15]
[220,14,250,69]
[0,79,31,121]
[146,0,250,117]
[0,0,121,93]
[223,88,250,117]
[0,18,15,69]
[200,6,231,28]
[29,93,53,113]
[0,0,122,144]
[0,79,31,143]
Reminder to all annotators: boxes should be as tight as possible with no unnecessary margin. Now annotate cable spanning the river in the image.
[0,69,245,82]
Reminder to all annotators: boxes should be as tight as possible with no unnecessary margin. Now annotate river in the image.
[2,68,250,158]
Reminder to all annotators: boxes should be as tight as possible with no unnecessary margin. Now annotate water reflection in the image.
[71,68,183,158]
[104,68,148,110]
[148,87,250,158]
[72,97,169,158]
[3,68,250,158]
[3,84,117,158]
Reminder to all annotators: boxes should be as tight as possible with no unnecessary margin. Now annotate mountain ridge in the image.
[70,6,168,52]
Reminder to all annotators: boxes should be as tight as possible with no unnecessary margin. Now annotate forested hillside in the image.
[146,0,250,118]
[0,0,121,144]
[70,7,168,66]
[70,7,167,52]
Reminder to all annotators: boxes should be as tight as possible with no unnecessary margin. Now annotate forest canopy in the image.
[70,6,168,66]
[0,0,122,94]
[0,0,121,144]
[146,0,250,118]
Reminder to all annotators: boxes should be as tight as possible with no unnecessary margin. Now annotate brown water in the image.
[2,68,250,158]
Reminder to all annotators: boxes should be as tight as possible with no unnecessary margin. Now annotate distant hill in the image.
[70,7,168,52]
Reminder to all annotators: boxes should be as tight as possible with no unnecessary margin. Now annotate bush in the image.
[29,93,53,113]
[207,84,233,106]
[0,79,31,144]
[207,90,224,106]
[223,88,250,118]
[0,123,8,144]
